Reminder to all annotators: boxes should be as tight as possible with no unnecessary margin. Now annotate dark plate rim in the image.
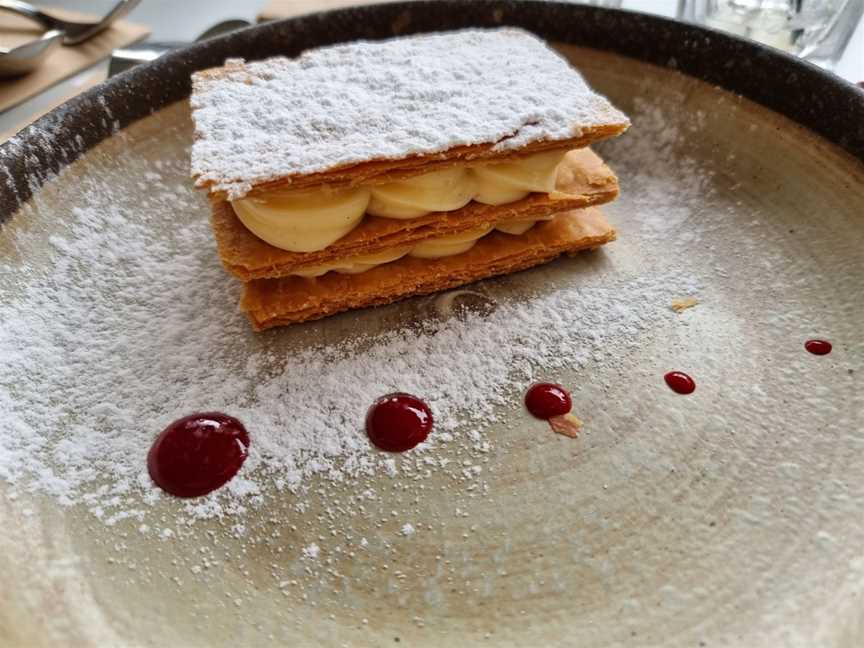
[1,0,863,217]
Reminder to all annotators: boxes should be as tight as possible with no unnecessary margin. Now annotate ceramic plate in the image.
[1,2,863,646]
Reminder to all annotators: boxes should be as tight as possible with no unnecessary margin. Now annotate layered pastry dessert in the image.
[191,28,629,329]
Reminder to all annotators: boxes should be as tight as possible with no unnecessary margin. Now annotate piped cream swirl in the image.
[232,186,369,252]
[367,167,477,219]
[231,149,568,253]
[472,149,566,205]
[291,246,413,278]
[409,225,493,259]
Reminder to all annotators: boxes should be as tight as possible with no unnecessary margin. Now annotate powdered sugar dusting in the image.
[190,28,628,198]
[0,97,707,528]
[0,187,696,526]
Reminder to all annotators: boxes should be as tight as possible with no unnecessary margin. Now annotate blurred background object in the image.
[0,0,141,77]
[0,3,147,118]
[257,0,621,20]
[0,28,62,78]
[107,18,249,76]
[0,0,140,45]
[52,0,263,39]
[678,0,864,68]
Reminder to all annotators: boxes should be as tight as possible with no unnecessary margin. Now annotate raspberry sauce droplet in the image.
[148,412,250,498]
[524,382,572,419]
[366,393,433,452]
[664,371,696,395]
[804,339,832,355]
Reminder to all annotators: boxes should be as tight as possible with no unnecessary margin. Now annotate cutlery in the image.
[0,0,140,45]
[0,28,61,77]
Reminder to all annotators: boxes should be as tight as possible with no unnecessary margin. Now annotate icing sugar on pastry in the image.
[191,28,629,199]
[193,28,629,328]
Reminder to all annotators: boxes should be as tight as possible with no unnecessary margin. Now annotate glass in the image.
[678,0,864,67]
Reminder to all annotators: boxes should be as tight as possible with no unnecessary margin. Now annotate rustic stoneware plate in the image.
[1,2,863,646]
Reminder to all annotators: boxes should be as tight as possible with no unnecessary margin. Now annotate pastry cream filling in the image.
[367,167,478,219]
[291,225,497,277]
[291,246,413,278]
[290,215,557,277]
[495,218,539,236]
[409,225,493,259]
[232,186,370,253]
[493,212,558,235]
[471,149,567,206]
[231,149,568,253]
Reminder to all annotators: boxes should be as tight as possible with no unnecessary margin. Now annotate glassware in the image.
[677,0,864,67]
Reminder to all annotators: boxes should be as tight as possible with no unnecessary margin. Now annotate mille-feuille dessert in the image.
[190,28,629,330]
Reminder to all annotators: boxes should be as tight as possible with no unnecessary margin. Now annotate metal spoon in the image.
[0,29,61,78]
[0,0,141,46]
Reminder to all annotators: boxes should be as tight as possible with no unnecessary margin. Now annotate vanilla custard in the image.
[291,225,497,278]
[494,218,542,235]
[291,246,413,278]
[232,186,370,253]
[409,225,494,259]
[367,167,477,219]
[472,149,566,205]
[231,149,569,253]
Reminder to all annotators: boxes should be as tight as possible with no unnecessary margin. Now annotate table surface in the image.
[1,0,862,137]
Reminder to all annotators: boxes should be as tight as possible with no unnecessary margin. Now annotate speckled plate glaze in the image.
[1,2,863,646]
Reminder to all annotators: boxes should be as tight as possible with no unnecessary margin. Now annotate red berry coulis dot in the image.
[524,382,572,420]
[366,393,433,452]
[148,412,250,498]
[804,339,832,355]
[664,371,696,395]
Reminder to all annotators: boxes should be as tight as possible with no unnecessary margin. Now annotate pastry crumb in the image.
[671,296,699,313]
[549,413,583,438]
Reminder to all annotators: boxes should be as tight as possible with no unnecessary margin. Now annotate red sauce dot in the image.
[147,412,250,498]
[664,371,696,394]
[525,382,572,420]
[366,393,433,452]
[805,339,832,355]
